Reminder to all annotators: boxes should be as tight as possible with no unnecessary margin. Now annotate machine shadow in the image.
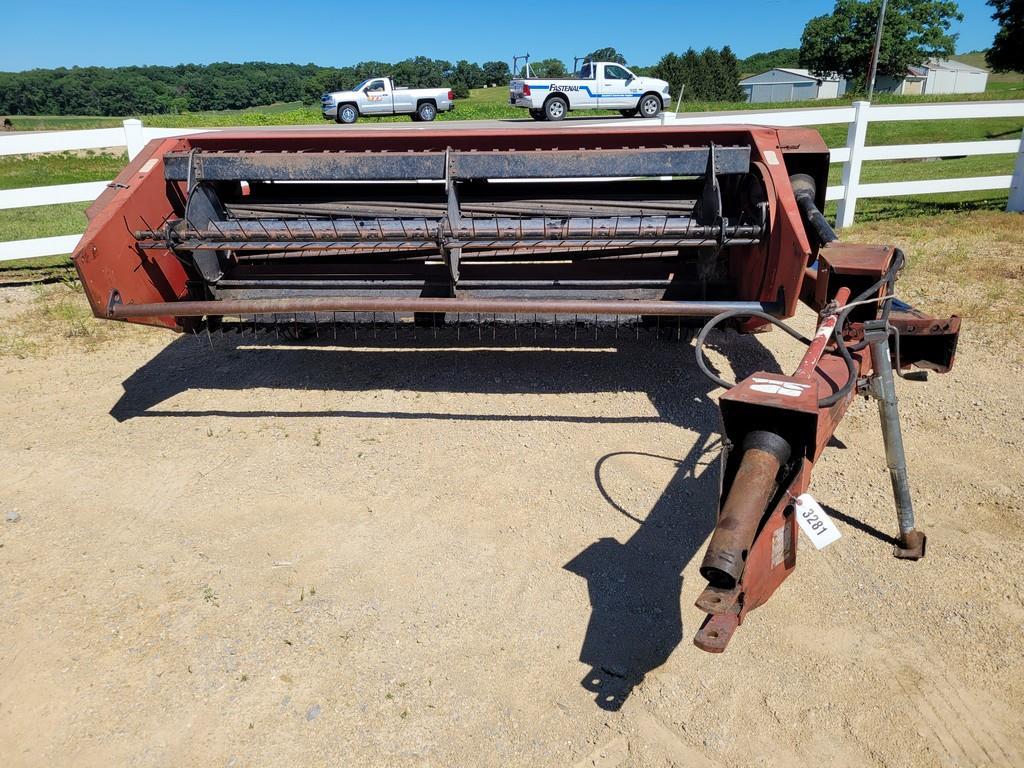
[111,325,783,711]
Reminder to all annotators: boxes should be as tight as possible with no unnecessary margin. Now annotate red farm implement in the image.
[73,123,959,652]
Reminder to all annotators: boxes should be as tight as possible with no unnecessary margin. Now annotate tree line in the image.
[644,47,745,102]
[0,58,512,116]
[2,1,1020,118]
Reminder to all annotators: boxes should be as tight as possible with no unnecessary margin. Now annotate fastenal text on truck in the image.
[322,77,455,123]
[509,61,670,120]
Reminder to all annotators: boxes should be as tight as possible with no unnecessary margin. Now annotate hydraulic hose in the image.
[693,249,906,408]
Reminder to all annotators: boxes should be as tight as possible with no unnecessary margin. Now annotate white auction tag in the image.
[793,493,841,549]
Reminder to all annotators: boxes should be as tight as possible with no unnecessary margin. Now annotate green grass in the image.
[2,114,125,130]
[0,84,1020,262]
[0,202,89,241]
[0,151,127,189]
[7,78,1022,132]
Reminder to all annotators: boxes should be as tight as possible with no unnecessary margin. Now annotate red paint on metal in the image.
[794,286,851,379]
[72,124,827,329]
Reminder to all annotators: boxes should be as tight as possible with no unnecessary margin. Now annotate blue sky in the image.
[1,0,1001,71]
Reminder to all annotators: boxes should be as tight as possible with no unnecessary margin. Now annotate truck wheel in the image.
[416,101,437,121]
[529,109,545,121]
[336,104,358,124]
[544,96,568,121]
[638,94,662,118]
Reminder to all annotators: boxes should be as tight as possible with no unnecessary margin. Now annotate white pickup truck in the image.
[509,61,670,121]
[321,78,456,124]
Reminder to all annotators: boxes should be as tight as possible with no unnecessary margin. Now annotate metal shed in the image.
[739,68,846,104]
[876,59,989,95]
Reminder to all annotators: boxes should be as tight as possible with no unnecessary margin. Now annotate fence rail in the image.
[1,101,1022,263]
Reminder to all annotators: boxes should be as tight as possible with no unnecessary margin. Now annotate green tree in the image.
[718,46,745,101]
[650,47,742,102]
[522,58,568,78]
[650,52,686,97]
[447,60,485,98]
[739,48,801,74]
[586,47,627,64]
[986,0,1024,72]
[680,49,704,100]
[481,60,511,86]
[799,0,963,88]
[695,48,717,100]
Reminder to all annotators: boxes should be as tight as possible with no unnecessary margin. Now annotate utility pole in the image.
[866,0,889,101]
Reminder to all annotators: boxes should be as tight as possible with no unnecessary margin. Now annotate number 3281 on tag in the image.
[793,493,841,549]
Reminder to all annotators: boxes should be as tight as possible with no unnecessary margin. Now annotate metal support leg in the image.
[864,319,926,559]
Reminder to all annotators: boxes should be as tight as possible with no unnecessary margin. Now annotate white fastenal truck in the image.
[509,61,670,121]
[322,78,456,124]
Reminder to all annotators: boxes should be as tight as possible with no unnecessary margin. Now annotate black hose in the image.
[694,249,906,407]
[694,310,812,391]
[790,173,838,248]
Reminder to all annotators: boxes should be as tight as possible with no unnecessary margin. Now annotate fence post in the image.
[1009,128,1024,213]
[835,100,870,228]
[122,119,144,161]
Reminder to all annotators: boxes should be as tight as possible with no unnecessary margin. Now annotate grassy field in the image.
[4,60,1023,132]
[0,75,1020,277]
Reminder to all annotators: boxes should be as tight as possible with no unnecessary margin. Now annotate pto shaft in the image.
[699,430,792,590]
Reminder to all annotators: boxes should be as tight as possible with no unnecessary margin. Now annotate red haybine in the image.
[73,124,959,652]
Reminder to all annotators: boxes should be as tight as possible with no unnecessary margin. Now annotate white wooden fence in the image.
[662,100,1024,226]
[1,101,1022,263]
[0,120,214,263]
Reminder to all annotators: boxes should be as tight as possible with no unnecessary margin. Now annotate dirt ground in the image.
[1,284,1022,767]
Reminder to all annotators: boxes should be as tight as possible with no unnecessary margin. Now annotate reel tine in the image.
[352,312,357,341]
[456,312,461,342]
[333,311,338,340]
[477,313,482,341]
[393,312,398,340]
[372,311,377,340]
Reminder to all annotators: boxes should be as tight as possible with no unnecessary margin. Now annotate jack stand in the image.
[864,319,927,560]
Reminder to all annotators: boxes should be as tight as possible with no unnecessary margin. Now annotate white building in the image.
[876,59,989,95]
[739,68,847,103]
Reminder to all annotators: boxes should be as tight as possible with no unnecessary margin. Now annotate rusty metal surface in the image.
[73,124,827,329]
[699,437,789,590]
[68,120,959,659]
[894,529,927,560]
[162,146,753,182]
[107,295,773,320]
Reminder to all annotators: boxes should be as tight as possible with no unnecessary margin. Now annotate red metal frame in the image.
[71,123,960,655]
[73,124,830,330]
